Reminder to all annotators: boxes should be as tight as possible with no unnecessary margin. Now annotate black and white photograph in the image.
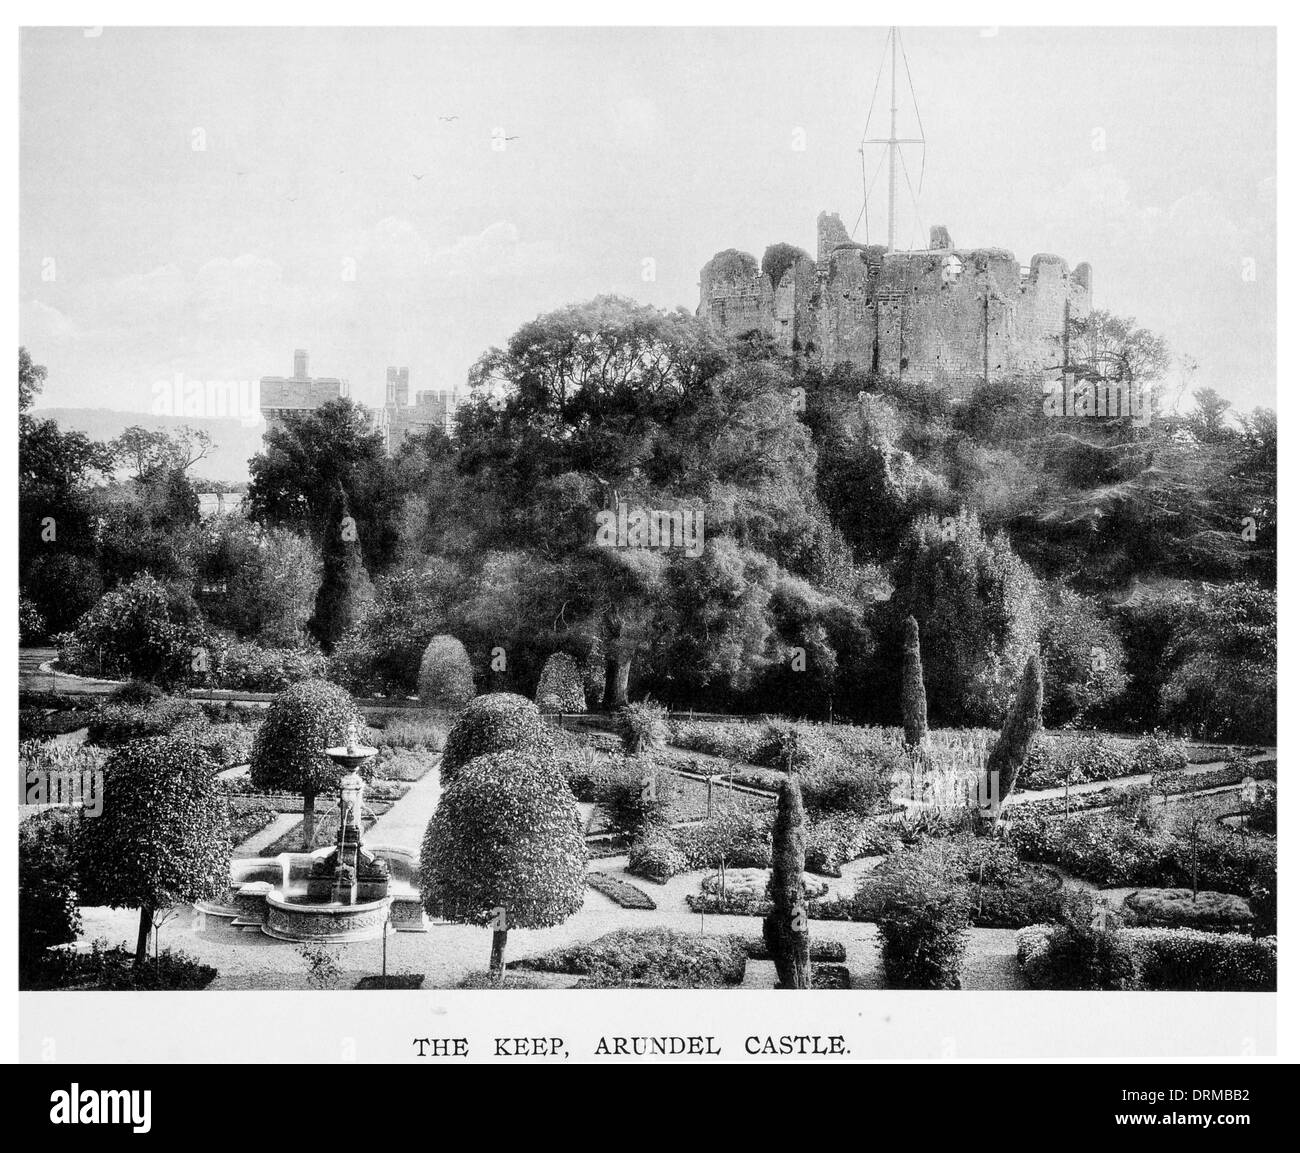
[9,7,1290,1087]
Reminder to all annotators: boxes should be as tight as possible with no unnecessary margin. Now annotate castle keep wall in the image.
[698,212,1092,394]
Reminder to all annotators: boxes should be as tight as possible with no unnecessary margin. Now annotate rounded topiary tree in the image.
[900,615,929,748]
[249,678,365,851]
[77,728,232,967]
[535,652,586,714]
[439,693,554,787]
[417,634,475,710]
[420,750,586,983]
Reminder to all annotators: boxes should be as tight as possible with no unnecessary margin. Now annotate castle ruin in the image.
[697,212,1092,394]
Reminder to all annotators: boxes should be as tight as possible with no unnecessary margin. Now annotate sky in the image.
[19,25,1276,418]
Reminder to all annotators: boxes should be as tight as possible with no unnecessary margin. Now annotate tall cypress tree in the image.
[986,653,1044,813]
[763,774,812,989]
[900,615,929,747]
[309,483,372,654]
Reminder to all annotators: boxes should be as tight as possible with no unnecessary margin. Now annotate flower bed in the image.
[1122,887,1253,931]
[510,928,748,988]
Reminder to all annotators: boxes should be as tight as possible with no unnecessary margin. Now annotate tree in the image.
[1038,585,1128,727]
[1158,581,1275,742]
[419,750,586,983]
[109,424,212,481]
[56,572,207,688]
[762,775,811,989]
[308,484,373,654]
[439,693,555,787]
[899,615,928,747]
[891,509,1040,724]
[76,728,232,967]
[197,518,321,648]
[248,680,365,851]
[986,653,1044,811]
[417,635,475,710]
[330,563,458,694]
[19,346,46,413]
[1189,388,1233,444]
[247,398,401,573]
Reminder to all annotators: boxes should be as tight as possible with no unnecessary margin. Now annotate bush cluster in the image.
[616,700,670,755]
[1008,808,1275,898]
[1019,922,1275,991]
[803,813,902,876]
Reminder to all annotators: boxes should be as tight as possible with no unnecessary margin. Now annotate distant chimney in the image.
[294,349,309,379]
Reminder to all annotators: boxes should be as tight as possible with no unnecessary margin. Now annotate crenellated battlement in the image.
[698,212,1093,394]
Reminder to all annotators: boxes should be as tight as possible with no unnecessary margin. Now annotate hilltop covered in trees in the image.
[19,293,1276,741]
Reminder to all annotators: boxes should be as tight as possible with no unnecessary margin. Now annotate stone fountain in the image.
[202,736,427,941]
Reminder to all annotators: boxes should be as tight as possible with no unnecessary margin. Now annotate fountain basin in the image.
[197,845,428,940]
[264,891,393,943]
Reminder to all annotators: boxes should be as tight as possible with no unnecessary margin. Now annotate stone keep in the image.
[698,212,1092,394]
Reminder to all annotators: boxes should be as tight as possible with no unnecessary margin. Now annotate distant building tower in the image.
[379,364,461,452]
[259,349,348,436]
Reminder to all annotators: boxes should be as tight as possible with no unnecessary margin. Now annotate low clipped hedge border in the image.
[1017,923,1276,991]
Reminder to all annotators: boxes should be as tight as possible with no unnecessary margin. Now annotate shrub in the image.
[416,634,475,710]
[86,696,206,748]
[28,941,218,991]
[616,699,669,755]
[439,693,554,786]
[553,744,612,803]
[597,756,679,838]
[535,652,587,713]
[248,679,365,851]
[670,719,764,762]
[801,753,892,818]
[803,813,902,876]
[1019,924,1275,992]
[19,595,47,645]
[1015,892,1139,990]
[512,928,747,988]
[374,714,446,753]
[23,552,103,637]
[207,638,329,693]
[627,829,689,883]
[1128,928,1275,991]
[847,835,1063,929]
[419,750,587,982]
[1122,888,1252,931]
[1132,730,1189,777]
[57,573,207,688]
[328,565,455,696]
[76,728,233,967]
[18,810,82,985]
[678,807,773,869]
[1021,731,1134,790]
[866,849,971,989]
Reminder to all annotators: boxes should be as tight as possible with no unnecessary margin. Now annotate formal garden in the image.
[16,305,1277,991]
